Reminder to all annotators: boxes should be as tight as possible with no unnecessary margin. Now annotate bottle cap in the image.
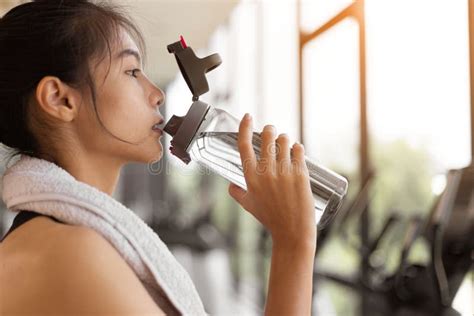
[164,100,210,164]
[166,35,222,101]
[163,36,222,163]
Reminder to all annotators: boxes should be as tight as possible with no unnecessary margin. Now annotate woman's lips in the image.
[152,121,164,134]
[152,127,163,135]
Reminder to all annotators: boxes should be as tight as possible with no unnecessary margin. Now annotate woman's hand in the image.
[228,113,316,249]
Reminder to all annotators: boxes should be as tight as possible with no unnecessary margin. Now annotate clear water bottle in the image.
[163,37,348,229]
[164,102,348,229]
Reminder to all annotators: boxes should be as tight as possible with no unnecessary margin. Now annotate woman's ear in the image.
[35,76,80,122]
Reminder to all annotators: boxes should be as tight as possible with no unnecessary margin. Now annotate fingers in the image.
[291,143,309,177]
[238,113,257,176]
[228,183,260,222]
[238,115,308,183]
[276,133,291,174]
[276,133,290,162]
[228,183,247,205]
[260,125,277,166]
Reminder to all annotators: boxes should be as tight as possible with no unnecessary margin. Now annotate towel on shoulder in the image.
[1,154,207,316]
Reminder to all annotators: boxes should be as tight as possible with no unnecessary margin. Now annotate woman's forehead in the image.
[118,29,140,52]
[114,30,142,65]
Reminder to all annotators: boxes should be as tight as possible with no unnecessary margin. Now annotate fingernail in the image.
[244,113,252,121]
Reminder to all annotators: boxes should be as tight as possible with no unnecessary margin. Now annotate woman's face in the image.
[74,28,165,165]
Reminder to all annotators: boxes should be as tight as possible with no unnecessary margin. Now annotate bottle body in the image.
[187,108,348,229]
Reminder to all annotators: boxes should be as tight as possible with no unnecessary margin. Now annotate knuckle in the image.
[242,157,254,169]
[266,143,277,156]
[263,170,276,181]
[274,143,282,155]
[277,161,292,175]
[255,161,268,175]
[294,163,309,177]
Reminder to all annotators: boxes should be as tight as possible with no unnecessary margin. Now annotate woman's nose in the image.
[151,85,165,108]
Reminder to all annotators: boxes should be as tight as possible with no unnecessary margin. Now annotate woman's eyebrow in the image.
[116,48,142,65]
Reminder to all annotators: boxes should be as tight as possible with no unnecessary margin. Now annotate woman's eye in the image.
[127,69,141,78]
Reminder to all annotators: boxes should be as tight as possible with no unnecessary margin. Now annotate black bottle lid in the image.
[163,36,222,164]
[165,100,210,164]
[166,36,222,101]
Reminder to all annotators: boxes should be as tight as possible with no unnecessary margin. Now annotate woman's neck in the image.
[48,151,124,196]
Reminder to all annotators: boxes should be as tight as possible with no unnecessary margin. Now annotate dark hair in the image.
[0,0,146,165]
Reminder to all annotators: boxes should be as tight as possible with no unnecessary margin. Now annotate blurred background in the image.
[1,0,473,315]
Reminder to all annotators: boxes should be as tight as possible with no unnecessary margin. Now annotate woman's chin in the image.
[128,144,163,165]
[146,145,164,164]
[122,136,165,165]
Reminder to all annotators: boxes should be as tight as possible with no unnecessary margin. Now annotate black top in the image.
[0,210,64,243]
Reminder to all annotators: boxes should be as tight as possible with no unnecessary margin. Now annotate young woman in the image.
[0,0,316,314]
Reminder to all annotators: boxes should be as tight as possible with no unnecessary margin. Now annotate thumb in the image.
[228,183,248,205]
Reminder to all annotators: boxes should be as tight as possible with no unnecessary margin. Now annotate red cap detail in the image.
[180,35,187,49]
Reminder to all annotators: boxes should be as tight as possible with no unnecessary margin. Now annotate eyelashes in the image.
[126,69,141,78]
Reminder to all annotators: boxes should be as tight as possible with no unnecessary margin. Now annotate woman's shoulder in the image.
[0,215,164,314]
[0,215,110,295]
[0,214,98,258]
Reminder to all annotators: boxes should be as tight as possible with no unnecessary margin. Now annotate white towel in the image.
[1,154,207,315]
